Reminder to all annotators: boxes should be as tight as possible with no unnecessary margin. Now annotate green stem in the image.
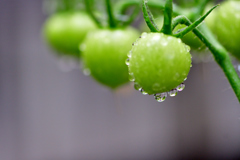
[174,5,218,38]
[160,0,173,35]
[105,0,117,28]
[115,0,185,17]
[174,16,240,102]
[63,0,72,11]
[84,0,103,28]
[142,0,159,32]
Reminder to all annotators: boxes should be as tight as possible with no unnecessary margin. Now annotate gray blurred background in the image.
[0,0,240,160]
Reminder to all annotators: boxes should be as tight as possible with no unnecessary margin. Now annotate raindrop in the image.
[127,51,132,58]
[185,45,190,52]
[134,83,142,91]
[125,58,130,65]
[177,83,185,91]
[129,73,135,81]
[154,92,167,102]
[141,32,148,38]
[168,89,178,97]
[79,44,86,52]
[83,68,91,76]
[140,88,148,95]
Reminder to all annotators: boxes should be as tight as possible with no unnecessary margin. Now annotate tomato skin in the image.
[43,12,97,58]
[128,32,192,95]
[82,28,140,88]
[208,1,240,60]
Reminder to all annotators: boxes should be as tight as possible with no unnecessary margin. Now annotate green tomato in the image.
[140,17,205,50]
[43,12,97,58]
[207,1,240,60]
[82,28,140,89]
[128,32,192,95]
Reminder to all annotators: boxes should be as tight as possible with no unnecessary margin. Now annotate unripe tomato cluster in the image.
[42,0,240,102]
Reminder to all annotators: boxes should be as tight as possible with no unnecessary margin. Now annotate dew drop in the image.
[185,45,190,52]
[177,83,185,91]
[134,83,142,91]
[154,92,167,102]
[127,51,132,58]
[168,89,178,97]
[238,65,240,72]
[141,32,148,38]
[79,44,86,52]
[129,73,135,81]
[125,58,130,66]
[83,68,91,76]
[140,88,148,95]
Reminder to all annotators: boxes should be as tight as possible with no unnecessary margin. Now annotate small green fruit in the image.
[128,32,192,95]
[82,28,140,88]
[207,1,240,60]
[43,12,97,58]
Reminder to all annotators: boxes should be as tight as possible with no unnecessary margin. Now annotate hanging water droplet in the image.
[83,68,91,76]
[134,83,142,91]
[125,58,130,65]
[154,92,167,102]
[140,88,148,95]
[79,44,86,52]
[127,51,132,58]
[129,73,135,81]
[177,83,185,91]
[185,45,190,52]
[141,32,148,38]
[168,89,178,97]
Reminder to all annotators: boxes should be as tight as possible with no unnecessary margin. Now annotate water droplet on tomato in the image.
[185,45,190,52]
[79,44,86,52]
[140,88,148,95]
[141,32,148,38]
[125,58,130,65]
[83,68,91,76]
[129,73,135,81]
[168,89,178,97]
[134,82,142,91]
[177,83,185,91]
[237,65,240,72]
[154,92,167,102]
[127,51,132,58]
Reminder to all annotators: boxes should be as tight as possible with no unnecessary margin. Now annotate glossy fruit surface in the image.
[82,28,140,88]
[43,12,97,58]
[128,32,192,95]
[207,1,240,60]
